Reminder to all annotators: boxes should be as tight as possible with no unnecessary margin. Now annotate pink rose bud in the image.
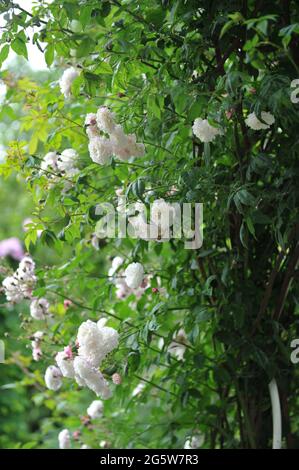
[64,345,73,359]
[225,109,234,120]
[152,287,159,293]
[73,430,81,440]
[64,299,72,309]
[75,339,80,349]
[112,373,122,385]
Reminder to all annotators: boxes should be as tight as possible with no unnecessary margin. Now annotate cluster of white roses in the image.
[2,256,36,303]
[192,111,275,143]
[85,107,145,165]
[41,149,79,178]
[45,317,119,398]
[2,255,51,360]
[109,258,147,299]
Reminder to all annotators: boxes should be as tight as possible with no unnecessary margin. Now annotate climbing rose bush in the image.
[0,0,299,450]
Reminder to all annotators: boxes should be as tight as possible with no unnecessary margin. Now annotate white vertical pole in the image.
[268,378,282,449]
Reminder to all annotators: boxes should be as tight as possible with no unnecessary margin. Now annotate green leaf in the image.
[45,43,54,67]
[0,44,9,65]
[11,37,28,59]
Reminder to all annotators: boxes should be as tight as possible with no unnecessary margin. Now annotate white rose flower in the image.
[30,298,49,320]
[77,319,119,366]
[2,276,23,302]
[192,118,222,142]
[124,262,144,289]
[57,148,79,177]
[44,365,63,391]
[59,67,79,98]
[111,125,145,160]
[245,111,275,130]
[31,330,44,349]
[41,152,59,172]
[15,266,36,287]
[19,256,35,272]
[77,319,104,367]
[73,356,111,398]
[88,136,113,165]
[55,351,75,378]
[87,400,104,419]
[33,330,44,341]
[96,106,116,134]
[108,256,124,277]
[32,347,42,361]
[58,429,71,449]
[98,325,119,358]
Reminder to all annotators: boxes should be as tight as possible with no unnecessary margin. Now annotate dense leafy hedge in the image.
[0,0,299,449]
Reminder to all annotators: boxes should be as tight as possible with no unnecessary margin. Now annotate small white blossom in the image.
[33,330,44,342]
[57,148,79,177]
[32,347,42,361]
[108,256,124,277]
[168,328,187,361]
[245,111,275,130]
[59,67,79,98]
[41,152,59,172]
[99,440,108,448]
[19,256,35,272]
[44,365,63,391]
[192,118,222,142]
[81,444,91,449]
[58,429,71,449]
[30,298,49,320]
[87,400,104,419]
[124,262,144,289]
[31,331,44,361]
